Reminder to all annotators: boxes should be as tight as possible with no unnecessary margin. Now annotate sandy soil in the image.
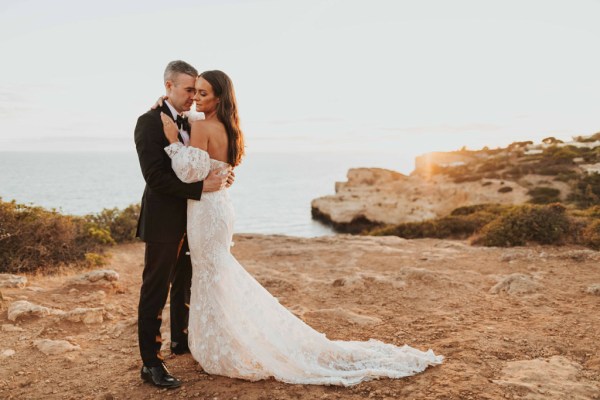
[1,234,599,400]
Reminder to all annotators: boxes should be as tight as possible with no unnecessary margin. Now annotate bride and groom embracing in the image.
[133,60,443,389]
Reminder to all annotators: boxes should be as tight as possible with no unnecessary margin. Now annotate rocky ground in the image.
[1,234,600,399]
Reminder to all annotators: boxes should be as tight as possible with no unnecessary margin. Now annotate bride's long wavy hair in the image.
[199,70,245,167]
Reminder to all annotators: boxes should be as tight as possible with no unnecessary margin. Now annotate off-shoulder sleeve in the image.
[164,142,211,183]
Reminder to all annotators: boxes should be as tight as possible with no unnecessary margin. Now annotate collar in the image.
[164,100,181,120]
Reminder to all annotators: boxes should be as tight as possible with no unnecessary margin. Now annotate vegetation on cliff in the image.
[365,133,600,249]
[0,199,140,274]
[427,133,600,199]
[369,202,600,250]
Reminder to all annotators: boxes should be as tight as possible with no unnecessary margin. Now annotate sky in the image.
[0,0,599,158]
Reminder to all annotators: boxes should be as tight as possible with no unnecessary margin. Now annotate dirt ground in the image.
[1,234,599,399]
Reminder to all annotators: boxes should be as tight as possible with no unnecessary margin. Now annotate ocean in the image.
[0,151,410,237]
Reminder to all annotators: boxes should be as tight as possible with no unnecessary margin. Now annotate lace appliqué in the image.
[171,147,443,386]
[164,142,211,183]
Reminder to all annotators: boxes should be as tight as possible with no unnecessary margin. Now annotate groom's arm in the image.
[134,113,203,200]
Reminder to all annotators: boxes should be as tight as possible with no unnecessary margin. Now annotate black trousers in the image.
[138,236,192,367]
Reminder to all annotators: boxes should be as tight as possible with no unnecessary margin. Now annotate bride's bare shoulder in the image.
[192,119,222,132]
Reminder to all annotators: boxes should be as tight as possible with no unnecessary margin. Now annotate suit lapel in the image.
[160,102,184,144]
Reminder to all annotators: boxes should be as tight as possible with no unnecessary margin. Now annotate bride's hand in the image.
[151,95,168,110]
[160,112,179,144]
[225,169,235,188]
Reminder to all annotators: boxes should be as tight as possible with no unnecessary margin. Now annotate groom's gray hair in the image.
[164,60,198,83]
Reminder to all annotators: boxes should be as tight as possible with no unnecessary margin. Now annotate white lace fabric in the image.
[165,144,443,386]
[165,142,211,183]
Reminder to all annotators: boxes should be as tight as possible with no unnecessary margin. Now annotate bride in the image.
[159,70,443,386]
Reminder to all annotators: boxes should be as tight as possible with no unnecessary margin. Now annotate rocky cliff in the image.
[312,133,600,232]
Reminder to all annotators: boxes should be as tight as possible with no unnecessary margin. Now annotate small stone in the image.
[586,284,600,296]
[332,278,345,287]
[67,270,119,285]
[0,349,16,359]
[0,274,27,288]
[64,307,104,324]
[490,273,540,295]
[33,339,80,355]
[8,300,65,321]
[2,324,24,332]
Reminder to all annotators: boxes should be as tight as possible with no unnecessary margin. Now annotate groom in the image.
[134,60,231,389]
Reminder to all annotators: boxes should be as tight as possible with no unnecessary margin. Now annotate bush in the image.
[542,146,579,164]
[578,205,600,218]
[504,164,536,179]
[567,172,600,208]
[369,204,504,239]
[498,186,513,193]
[582,220,600,249]
[0,199,140,274]
[527,187,561,204]
[0,199,107,274]
[365,202,600,249]
[450,203,509,216]
[554,170,579,182]
[472,203,571,247]
[477,160,507,173]
[534,163,576,176]
[85,204,140,243]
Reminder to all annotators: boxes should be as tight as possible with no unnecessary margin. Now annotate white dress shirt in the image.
[164,100,190,146]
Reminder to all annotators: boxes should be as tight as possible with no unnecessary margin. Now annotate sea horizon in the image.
[0,150,411,237]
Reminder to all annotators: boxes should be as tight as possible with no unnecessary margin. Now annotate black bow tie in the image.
[175,115,190,132]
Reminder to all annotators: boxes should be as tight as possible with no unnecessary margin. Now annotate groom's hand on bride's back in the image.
[202,168,234,192]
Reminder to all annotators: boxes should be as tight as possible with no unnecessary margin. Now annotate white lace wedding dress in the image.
[165,142,443,386]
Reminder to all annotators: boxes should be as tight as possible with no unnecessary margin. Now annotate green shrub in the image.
[85,204,140,243]
[369,204,504,239]
[0,199,140,274]
[450,203,509,216]
[554,170,579,182]
[472,203,571,247]
[582,220,600,249]
[0,199,106,274]
[477,160,507,173]
[567,172,600,208]
[542,146,579,164]
[578,205,600,218]
[527,187,561,204]
[537,164,576,176]
[86,225,116,245]
[364,203,600,249]
[85,252,108,267]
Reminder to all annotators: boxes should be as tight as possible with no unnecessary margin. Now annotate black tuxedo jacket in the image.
[134,103,203,243]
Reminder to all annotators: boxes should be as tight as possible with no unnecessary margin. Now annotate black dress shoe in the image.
[141,363,182,389]
[170,341,190,355]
